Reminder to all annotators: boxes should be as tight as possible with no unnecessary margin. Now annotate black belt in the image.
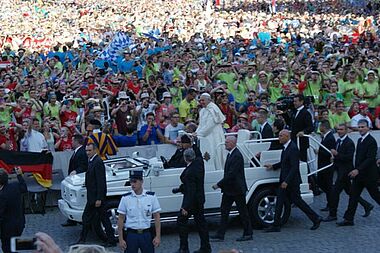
[126,228,150,234]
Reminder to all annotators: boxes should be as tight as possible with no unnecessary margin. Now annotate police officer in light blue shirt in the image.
[117,170,161,253]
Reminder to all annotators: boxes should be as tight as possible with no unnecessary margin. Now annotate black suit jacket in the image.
[217,148,248,196]
[85,155,107,204]
[180,157,206,211]
[68,146,88,174]
[318,131,336,168]
[0,175,27,237]
[290,107,314,149]
[260,122,274,139]
[273,141,302,186]
[355,134,379,181]
[167,144,202,168]
[333,136,355,176]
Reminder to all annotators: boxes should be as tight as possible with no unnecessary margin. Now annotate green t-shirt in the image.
[44,104,60,119]
[322,92,344,103]
[339,81,364,107]
[362,81,379,108]
[330,112,351,129]
[227,81,247,104]
[0,107,12,125]
[216,72,236,87]
[178,99,198,122]
[304,80,321,104]
[269,86,282,103]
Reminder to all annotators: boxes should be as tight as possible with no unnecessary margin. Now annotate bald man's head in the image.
[278,129,290,144]
[225,136,237,151]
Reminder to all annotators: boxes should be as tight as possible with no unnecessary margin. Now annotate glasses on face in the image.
[358,126,366,129]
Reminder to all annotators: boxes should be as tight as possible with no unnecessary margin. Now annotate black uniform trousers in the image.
[215,194,252,238]
[80,201,114,241]
[317,166,334,207]
[177,205,211,252]
[274,185,319,227]
[329,175,372,217]
[343,178,380,221]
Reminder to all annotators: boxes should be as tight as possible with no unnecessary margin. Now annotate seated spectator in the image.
[164,112,184,145]
[139,112,164,145]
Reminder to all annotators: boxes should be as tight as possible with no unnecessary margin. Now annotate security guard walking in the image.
[117,170,161,253]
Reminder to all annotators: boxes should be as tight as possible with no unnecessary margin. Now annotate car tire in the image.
[248,187,291,228]
[94,200,120,240]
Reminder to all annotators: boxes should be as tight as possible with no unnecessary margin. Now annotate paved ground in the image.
[21,191,380,253]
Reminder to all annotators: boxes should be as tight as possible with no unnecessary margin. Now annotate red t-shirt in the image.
[14,106,32,124]
[57,137,73,151]
[0,128,17,151]
[60,110,78,126]
[127,80,140,95]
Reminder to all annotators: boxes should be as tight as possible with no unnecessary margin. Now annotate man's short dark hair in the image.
[86,142,98,150]
[146,112,155,118]
[73,134,84,145]
[320,120,331,130]
[335,101,344,107]
[294,94,305,102]
[337,123,348,130]
[0,168,9,186]
[358,119,369,127]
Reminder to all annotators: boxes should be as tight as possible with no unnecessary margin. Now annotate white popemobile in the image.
[59,129,330,238]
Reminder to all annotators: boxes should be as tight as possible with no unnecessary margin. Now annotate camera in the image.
[276,96,294,111]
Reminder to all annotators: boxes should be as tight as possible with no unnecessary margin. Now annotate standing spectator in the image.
[211,136,253,242]
[136,93,157,131]
[74,143,115,246]
[117,170,161,253]
[338,120,380,226]
[54,127,73,151]
[111,92,135,135]
[164,112,184,145]
[330,101,351,129]
[139,112,164,145]
[179,87,198,123]
[156,92,176,130]
[174,149,211,253]
[257,110,273,139]
[264,130,322,232]
[20,118,48,152]
[0,167,27,253]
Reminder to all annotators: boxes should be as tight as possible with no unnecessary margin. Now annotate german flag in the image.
[0,150,53,187]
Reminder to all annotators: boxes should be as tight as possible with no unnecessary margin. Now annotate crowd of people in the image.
[0,0,380,153]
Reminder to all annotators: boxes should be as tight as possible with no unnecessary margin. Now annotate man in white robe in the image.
[196,93,226,171]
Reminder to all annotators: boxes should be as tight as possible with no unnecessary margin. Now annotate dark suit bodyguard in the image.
[62,134,88,227]
[74,143,115,246]
[265,130,321,232]
[0,167,27,253]
[338,119,380,226]
[173,149,211,253]
[211,136,253,242]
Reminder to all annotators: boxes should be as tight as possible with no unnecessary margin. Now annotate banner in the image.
[0,150,53,187]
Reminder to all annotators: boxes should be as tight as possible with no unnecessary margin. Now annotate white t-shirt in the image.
[136,104,156,131]
[164,123,184,141]
[351,114,372,129]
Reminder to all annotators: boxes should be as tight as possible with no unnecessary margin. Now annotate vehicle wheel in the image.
[94,200,120,240]
[248,187,290,228]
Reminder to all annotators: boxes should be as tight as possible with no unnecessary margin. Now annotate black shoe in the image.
[322,215,337,222]
[173,249,190,253]
[236,235,253,242]
[209,234,224,242]
[61,219,77,227]
[193,249,211,253]
[336,220,354,226]
[264,226,281,233]
[320,206,329,212]
[363,205,374,217]
[310,217,322,230]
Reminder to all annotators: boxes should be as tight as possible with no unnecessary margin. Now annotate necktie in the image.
[336,139,341,150]
[226,153,231,161]
[357,137,362,146]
